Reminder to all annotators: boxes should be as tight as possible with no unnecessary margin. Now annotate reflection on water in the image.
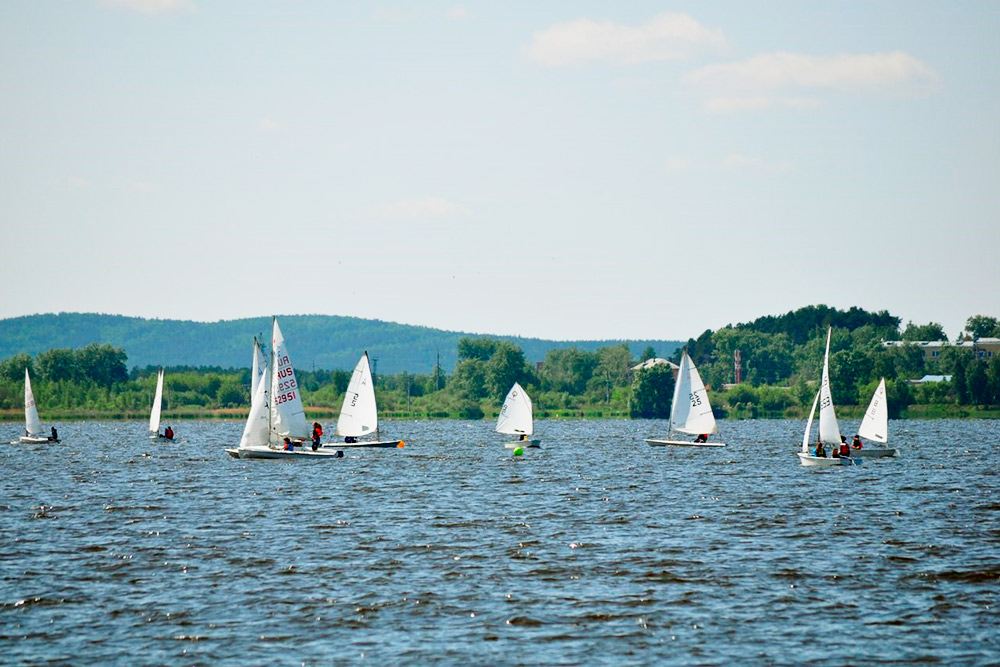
[1,419,998,665]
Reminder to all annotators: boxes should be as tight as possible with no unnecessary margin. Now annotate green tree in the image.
[457,338,499,362]
[450,358,487,399]
[967,359,989,406]
[539,348,597,394]
[630,364,674,418]
[0,353,36,381]
[952,353,969,405]
[639,346,656,362]
[965,315,1000,340]
[902,321,947,342]
[485,342,526,401]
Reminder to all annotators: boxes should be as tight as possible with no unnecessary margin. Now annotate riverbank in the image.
[2,405,998,421]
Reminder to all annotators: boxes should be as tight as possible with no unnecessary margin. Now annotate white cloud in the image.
[685,50,939,112]
[525,12,727,67]
[368,197,469,221]
[723,154,795,174]
[97,0,195,15]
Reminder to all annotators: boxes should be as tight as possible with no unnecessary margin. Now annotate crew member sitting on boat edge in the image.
[852,435,863,450]
[839,439,850,457]
[814,440,826,458]
[283,437,294,451]
[49,427,58,441]
[694,433,708,443]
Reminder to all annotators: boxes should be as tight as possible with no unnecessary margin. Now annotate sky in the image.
[1,1,998,342]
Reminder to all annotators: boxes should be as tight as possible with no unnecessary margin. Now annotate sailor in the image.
[283,437,294,451]
[311,422,323,451]
[694,433,708,443]
[814,440,826,458]
[839,439,850,457]
[49,426,58,441]
[163,426,173,440]
[851,435,863,450]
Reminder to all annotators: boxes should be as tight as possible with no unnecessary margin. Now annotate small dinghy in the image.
[11,369,59,445]
[497,382,540,448]
[324,352,404,449]
[646,350,725,447]
[797,328,861,467]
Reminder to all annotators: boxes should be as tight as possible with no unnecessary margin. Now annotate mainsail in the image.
[148,369,164,435]
[857,378,889,443]
[496,382,533,435]
[336,352,378,438]
[269,318,310,442]
[24,369,42,437]
[670,351,718,436]
[818,327,842,445]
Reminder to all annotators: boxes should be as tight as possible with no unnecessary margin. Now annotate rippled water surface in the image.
[2,419,999,665]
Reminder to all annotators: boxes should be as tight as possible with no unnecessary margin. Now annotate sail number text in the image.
[274,390,298,405]
[689,392,702,408]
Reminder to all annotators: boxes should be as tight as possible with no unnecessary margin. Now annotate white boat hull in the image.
[226,446,344,460]
[855,447,898,458]
[797,452,862,467]
[646,439,725,448]
[504,440,540,449]
[10,435,58,445]
[326,440,404,449]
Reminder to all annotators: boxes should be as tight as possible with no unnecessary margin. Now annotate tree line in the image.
[1,307,998,420]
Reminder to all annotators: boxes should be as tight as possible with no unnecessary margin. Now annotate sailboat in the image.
[797,328,861,467]
[646,350,725,447]
[148,369,173,440]
[854,378,899,458]
[497,382,540,448]
[226,318,342,459]
[329,352,404,449]
[11,369,58,444]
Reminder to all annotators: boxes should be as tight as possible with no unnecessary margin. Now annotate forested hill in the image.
[0,313,682,374]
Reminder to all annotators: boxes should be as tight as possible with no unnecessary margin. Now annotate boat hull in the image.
[646,439,725,448]
[327,440,404,449]
[226,446,344,460]
[10,436,58,444]
[855,447,898,458]
[504,440,541,449]
[797,452,862,467]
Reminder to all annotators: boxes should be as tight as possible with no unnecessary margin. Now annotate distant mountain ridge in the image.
[0,313,682,374]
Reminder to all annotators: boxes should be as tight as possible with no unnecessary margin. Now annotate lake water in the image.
[1,419,998,666]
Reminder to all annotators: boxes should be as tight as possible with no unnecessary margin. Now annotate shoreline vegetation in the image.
[2,405,999,422]
[2,306,998,424]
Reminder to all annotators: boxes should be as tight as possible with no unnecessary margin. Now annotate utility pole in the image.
[734,349,742,384]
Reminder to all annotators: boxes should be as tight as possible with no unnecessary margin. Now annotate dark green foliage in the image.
[735,305,900,345]
[630,365,674,418]
[902,321,948,342]
[965,315,1000,339]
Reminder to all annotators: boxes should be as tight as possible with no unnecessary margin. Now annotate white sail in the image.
[24,368,43,436]
[336,352,378,437]
[670,351,718,436]
[251,337,267,400]
[818,327,842,445]
[858,377,889,443]
[240,372,271,449]
[496,382,533,435]
[802,389,821,453]
[269,318,310,442]
[148,369,164,434]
